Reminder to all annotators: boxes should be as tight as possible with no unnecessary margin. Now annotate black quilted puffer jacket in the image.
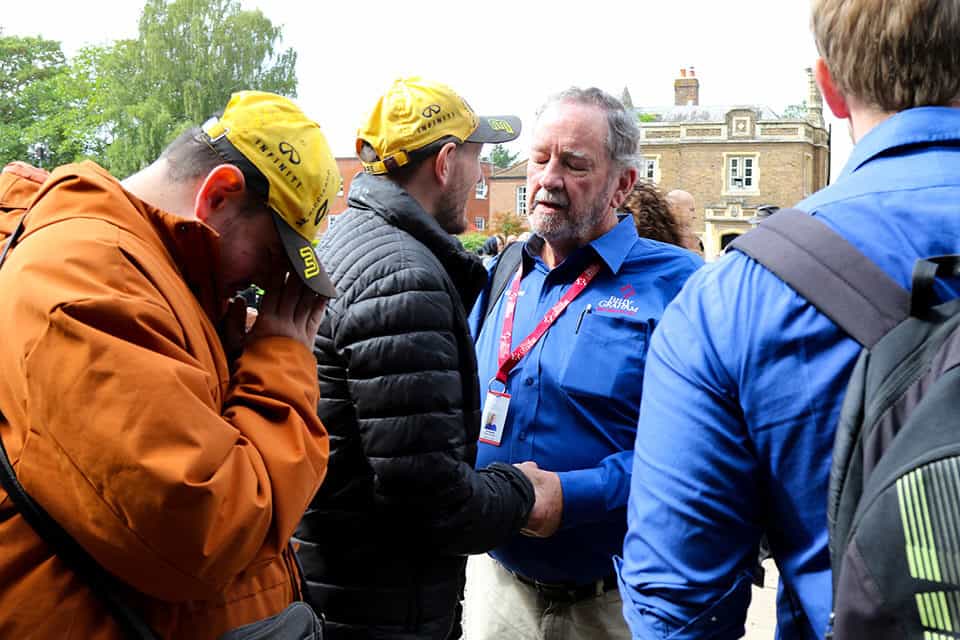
[293,172,534,638]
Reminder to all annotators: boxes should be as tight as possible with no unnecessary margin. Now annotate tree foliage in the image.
[484,144,520,170]
[490,210,527,238]
[782,101,808,119]
[99,0,298,176]
[0,1,297,174]
[458,231,488,252]
[0,33,66,166]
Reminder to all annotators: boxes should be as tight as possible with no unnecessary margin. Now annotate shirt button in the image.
[524,377,534,386]
[518,432,527,441]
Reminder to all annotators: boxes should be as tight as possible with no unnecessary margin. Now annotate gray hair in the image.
[536,87,640,170]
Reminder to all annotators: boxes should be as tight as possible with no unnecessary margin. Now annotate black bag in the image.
[731,209,960,639]
[474,239,523,331]
[0,214,323,640]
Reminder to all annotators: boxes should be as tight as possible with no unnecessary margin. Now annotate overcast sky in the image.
[4,0,852,183]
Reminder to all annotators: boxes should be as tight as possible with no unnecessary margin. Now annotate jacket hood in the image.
[347,172,488,309]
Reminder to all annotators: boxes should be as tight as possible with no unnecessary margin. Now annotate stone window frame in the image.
[516,184,528,216]
[641,155,661,183]
[722,152,760,196]
[475,176,488,199]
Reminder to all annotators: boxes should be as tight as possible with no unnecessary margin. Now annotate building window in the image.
[475,177,488,199]
[475,217,486,231]
[516,185,528,215]
[641,157,659,183]
[728,155,756,191]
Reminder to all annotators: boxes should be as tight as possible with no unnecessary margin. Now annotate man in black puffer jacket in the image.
[293,77,537,639]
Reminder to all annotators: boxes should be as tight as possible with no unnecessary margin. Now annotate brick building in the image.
[487,160,530,231]
[323,157,495,235]
[636,67,831,260]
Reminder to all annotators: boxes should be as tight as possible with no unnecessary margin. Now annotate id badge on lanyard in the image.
[480,261,601,446]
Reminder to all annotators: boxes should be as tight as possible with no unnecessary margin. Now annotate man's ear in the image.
[610,166,639,209]
[815,57,850,120]
[194,164,246,223]
[432,142,459,187]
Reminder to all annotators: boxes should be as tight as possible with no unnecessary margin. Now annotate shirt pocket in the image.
[559,312,649,408]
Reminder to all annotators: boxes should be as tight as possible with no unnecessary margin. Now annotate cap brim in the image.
[273,214,338,298]
[467,115,522,144]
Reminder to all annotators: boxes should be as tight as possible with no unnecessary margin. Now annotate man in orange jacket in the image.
[0,91,338,639]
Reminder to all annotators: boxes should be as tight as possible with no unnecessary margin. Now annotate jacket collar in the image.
[346,172,488,307]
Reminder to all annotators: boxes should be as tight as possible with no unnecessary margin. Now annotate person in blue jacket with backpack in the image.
[617,1,960,638]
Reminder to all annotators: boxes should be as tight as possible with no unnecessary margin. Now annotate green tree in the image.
[782,101,808,119]
[484,144,520,170]
[458,231,488,252]
[0,33,65,165]
[20,46,112,167]
[490,210,527,238]
[100,0,298,176]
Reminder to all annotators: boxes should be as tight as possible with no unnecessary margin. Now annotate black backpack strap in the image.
[729,208,910,349]
[0,214,27,268]
[0,214,158,640]
[483,240,524,323]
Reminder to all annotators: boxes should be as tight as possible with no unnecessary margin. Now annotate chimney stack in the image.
[805,67,824,128]
[674,66,699,106]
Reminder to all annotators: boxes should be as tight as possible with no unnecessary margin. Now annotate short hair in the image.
[161,126,224,182]
[161,125,267,214]
[621,182,685,247]
[536,87,640,170]
[812,0,960,111]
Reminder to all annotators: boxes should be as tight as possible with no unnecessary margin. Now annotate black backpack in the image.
[730,209,960,640]
[474,240,524,330]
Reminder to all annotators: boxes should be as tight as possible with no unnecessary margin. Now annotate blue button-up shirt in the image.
[618,106,960,639]
[469,215,701,584]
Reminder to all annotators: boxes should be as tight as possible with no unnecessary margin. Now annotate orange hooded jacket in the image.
[0,162,329,639]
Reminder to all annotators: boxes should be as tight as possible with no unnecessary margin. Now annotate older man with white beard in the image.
[466,87,702,640]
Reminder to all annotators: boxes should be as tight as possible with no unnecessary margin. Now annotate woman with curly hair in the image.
[620,182,687,247]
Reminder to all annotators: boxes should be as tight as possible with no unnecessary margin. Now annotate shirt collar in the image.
[523,215,637,275]
[840,106,960,179]
[589,214,638,274]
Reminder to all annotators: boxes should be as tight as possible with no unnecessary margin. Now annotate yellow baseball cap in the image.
[200,90,341,297]
[357,77,521,175]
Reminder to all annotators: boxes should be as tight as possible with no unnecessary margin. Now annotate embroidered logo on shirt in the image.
[596,294,640,316]
[620,284,636,298]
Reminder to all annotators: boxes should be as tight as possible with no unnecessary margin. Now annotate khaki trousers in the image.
[463,554,630,640]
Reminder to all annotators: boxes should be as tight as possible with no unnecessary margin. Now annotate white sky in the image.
[3,0,852,183]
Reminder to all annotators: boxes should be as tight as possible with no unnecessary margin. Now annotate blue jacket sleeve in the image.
[617,263,763,639]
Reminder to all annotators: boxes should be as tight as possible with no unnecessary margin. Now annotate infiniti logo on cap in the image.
[278,141,301,165]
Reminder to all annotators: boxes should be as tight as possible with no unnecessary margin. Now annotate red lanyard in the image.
[496,262,602,384]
